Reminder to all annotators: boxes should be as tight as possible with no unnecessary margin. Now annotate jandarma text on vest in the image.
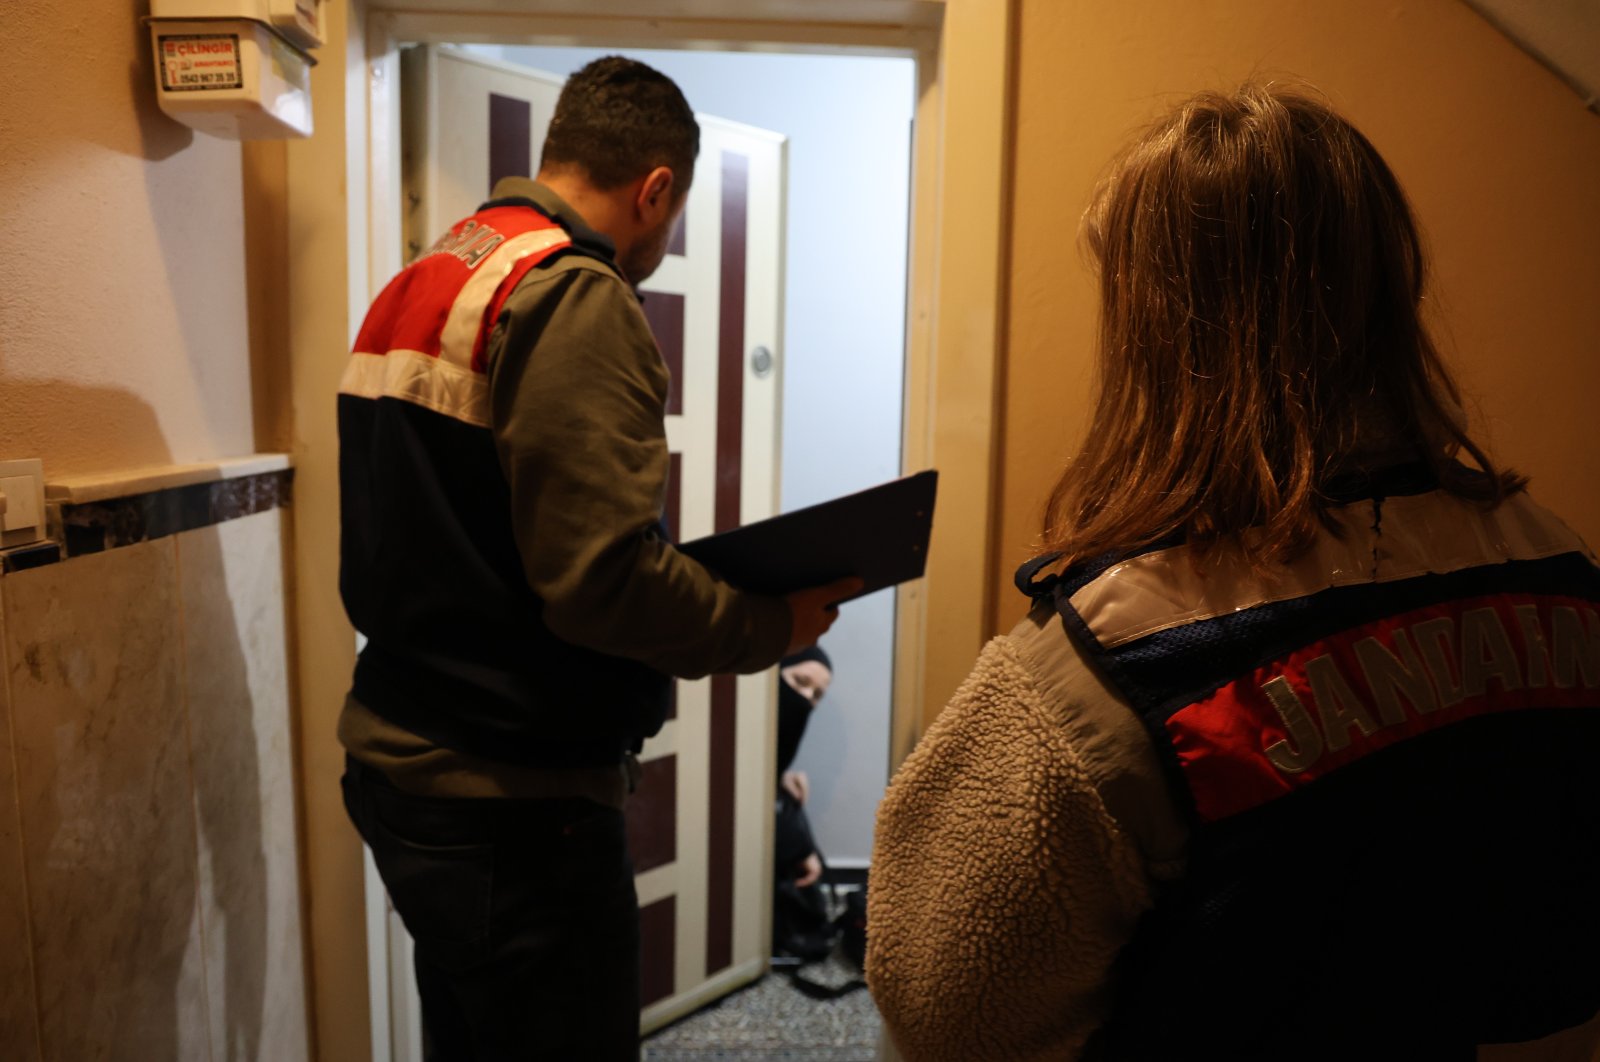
[1196,599,1598,778]
[420,219,507,269]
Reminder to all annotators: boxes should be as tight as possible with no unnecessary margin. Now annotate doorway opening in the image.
[308,5,1014,1059]
[377,38,913,1047]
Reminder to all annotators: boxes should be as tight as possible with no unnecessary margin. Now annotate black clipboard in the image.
[677,470,938,603]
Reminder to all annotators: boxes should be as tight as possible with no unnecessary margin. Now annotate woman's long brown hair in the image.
[1042,84,1522,571]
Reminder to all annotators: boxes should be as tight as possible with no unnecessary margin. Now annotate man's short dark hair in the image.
[540,56,699,193]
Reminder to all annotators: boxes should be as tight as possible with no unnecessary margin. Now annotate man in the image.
[336,56,854,1060]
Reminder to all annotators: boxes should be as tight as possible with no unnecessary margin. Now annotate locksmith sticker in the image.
[158,35,243,92]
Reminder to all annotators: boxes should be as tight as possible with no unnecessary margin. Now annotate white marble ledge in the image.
[44,454,293,504]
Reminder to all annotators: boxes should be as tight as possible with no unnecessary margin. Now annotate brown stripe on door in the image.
[640,896,677,1008]
[714,151,749,534]
[625,754,677,875]
[487,93,531,193]
[664,451,683,544]
[705,149,750,977]
[642,292,686,416]
[705,673,738,975]
[665,451,683,722]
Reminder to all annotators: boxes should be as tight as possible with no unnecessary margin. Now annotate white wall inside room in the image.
[485,44,915,867]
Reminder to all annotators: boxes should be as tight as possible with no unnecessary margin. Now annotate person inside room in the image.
[772,646,836,960]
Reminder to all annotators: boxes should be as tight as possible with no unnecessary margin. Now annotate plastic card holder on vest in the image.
[146,0,324,140]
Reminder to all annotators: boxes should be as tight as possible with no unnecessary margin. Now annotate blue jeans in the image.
[341,756,641,1061]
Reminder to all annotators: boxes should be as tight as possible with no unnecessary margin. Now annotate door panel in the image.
[400,44,787,1034]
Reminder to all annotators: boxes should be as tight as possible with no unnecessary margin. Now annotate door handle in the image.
[749,345,774,379]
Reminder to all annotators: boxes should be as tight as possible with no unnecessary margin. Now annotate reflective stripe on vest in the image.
[1041,488,1600,823]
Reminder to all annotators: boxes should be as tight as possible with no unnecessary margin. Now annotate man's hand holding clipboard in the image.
[677,470,939,650]
[783,577,865,653]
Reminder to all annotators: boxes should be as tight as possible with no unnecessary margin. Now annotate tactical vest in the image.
[338,200,671,768]
[1020,470,1600,1059]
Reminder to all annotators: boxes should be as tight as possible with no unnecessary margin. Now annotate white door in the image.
[396,43,787,1037]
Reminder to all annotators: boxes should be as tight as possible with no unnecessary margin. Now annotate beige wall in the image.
[995,0,1600,636]
[285,2,371,1058]
[0,1,271,477]
[0,1,313,1058]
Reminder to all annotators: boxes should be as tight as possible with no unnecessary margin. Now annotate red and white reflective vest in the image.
[340,206,573,426]
[336,199,670,769]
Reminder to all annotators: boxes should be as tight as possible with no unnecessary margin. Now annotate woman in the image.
[867,84,1600,1061]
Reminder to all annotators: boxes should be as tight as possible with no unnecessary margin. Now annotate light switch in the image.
[0,459,46,548]
[0,476,40,532]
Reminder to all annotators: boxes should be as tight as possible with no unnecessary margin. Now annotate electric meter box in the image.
[151,0,325,50]
[147,16,315,139]
[146,0,323,140]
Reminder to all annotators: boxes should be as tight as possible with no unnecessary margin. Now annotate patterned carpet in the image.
[642,954,880,1062]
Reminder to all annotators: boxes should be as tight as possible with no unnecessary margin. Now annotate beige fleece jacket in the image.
[867,604,1188,1061]
[869,602,1600,1062]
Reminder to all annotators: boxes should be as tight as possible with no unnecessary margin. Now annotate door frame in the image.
[286,2,1014,1058]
